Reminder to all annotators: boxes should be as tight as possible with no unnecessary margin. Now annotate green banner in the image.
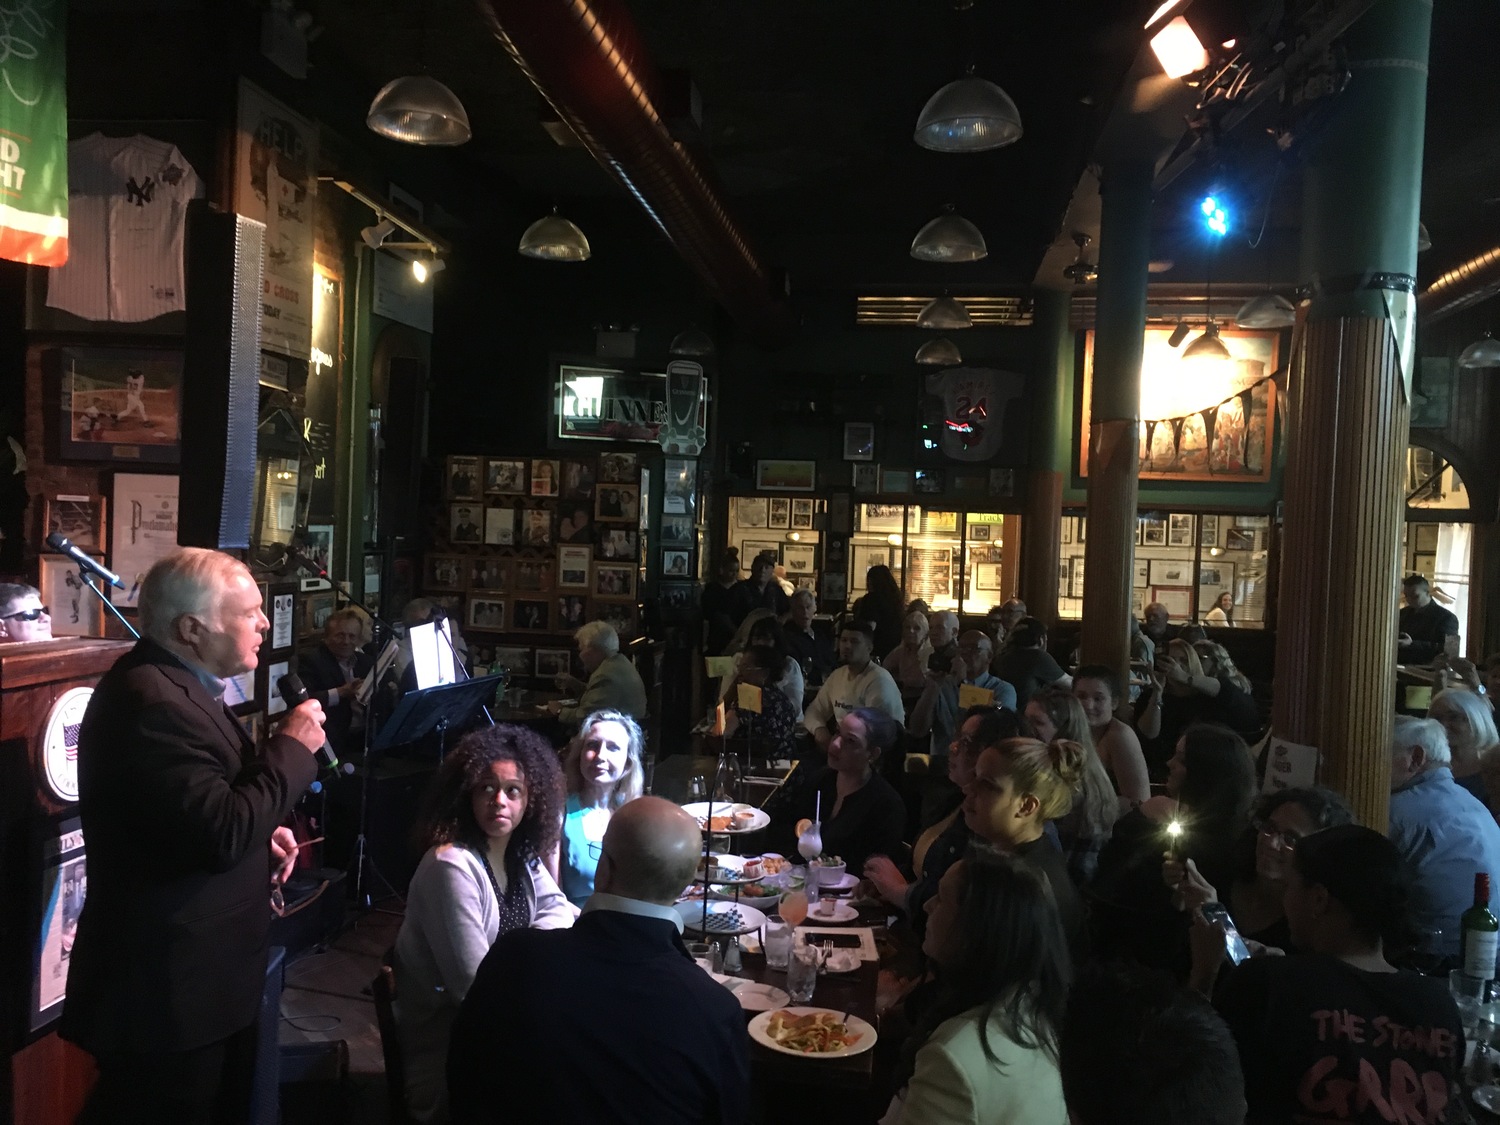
[0,1,68,265]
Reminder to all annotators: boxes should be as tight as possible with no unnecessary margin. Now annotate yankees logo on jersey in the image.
[46,133,203,323]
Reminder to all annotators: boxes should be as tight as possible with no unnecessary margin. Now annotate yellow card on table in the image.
[712,700,726,736]
[705,656,736,679]
[736,683,764,714]
[958,683,996,709]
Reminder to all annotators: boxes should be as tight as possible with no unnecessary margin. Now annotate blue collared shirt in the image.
[932,670,1017,753]
[1389,765,1500,960]
[157,644,227,700]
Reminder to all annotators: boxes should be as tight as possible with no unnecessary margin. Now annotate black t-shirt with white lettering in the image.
[1215,953,1465,1125]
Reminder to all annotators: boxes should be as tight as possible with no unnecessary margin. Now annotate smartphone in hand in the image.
[1201,901,1252,965]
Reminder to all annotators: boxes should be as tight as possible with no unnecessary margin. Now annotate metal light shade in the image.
[915,337,963,365]
[1417,221,1432,252]
[1182,321,1232,361]
[910,213,988,262]
[914,77,1023,153]
[917,296,973,330]
[518,212,592,261]
[1458,334,1500,369]
[1235,292,1295,329]
[367,76,472,145]
[669,328,715,356]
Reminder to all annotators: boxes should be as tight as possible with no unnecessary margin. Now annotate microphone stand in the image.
[73,567,140,640]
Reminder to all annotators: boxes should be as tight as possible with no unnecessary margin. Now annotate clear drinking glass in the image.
[787,941,820,1004]
[1451,969,1488,1035]
[763,922,794,969]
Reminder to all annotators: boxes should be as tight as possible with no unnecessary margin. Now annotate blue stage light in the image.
[1200,194,1229,237]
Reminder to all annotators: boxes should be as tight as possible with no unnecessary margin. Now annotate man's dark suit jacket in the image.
[60,639,316,1056]
[296,643,374,757]
[448,908,751,1125]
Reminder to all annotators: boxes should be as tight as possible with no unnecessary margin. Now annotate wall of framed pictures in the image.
[1057,511,1272,627]
[727,495,822,596]
[846,504,1020,616]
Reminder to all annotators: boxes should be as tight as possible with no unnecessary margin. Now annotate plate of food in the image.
[817,947,862,974]
[748,1007,877,1058]
[696,855,764,885]
[712,880,784,906]
[806,899,860,924]
[674,899,768,936]
[681,802,771,834]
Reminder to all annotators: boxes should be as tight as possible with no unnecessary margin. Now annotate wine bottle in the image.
[1461,872,1499,980]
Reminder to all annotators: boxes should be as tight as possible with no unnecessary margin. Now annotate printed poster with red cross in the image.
[0,1,68,266]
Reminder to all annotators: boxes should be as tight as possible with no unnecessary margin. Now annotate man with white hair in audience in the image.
[551,620,647,726]
[926,609,959,675]
[1388,713,1500,967]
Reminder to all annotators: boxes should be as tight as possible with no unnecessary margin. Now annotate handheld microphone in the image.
[285,547,329,580]
[276,672,340,772]
[46,533,125,588]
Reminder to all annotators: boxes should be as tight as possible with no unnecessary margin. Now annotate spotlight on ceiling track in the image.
[360,219,396,250]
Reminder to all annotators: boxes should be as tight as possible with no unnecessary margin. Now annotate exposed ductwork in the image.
[1418,245,1500,325]
[476,0,793,342]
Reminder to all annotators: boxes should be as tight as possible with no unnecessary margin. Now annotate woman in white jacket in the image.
[394,724,576,1123]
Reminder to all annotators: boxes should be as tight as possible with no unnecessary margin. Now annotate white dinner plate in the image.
[711,883,784,907]
[806,900,860,924]
[747,1007,878,1059]
[817,948,862,974]
[815,872,860,893]
[675,899,769,936]
[681,802,771,834]
[697,854,765,885]
[728,981,791,1012]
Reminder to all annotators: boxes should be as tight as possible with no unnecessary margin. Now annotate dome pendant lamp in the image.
[914,71,1023,153]
[367,76,472,146]
[915,337,963,365]
[518,209,592,262]
[917,295,973,330]
[910,208,988,262]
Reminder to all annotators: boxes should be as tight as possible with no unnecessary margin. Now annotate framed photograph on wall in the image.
[755,459,816,492]
[593,563,635,600]
[782,544,816,574]
[467,598,507,630]
[975,562,1005,591]
[1153,587,1193,618]
[852,463,880,494]
[661,549,692,578]
[598,452,637,483]
[50,346,183,464]
[595,484,640,522]
[109,473,178,607]
[1168,513,1195,547]
[512,599,551,632]
[595,601,639,640]
[513,559,555,593]
[483,506,515,546]
[1069,556,1087,599]
[1140,516,1167,547]
[521,509,553,548]
[492,646,532,680]
[1200,514,1220,548]
[450,503,482,544]
[1224,527,1256,551]
[663,458,696,515]
[530,459,560,497]
[485,459,526,495]
[39,555,103,637]
[768,498,791,529]
[598,527,638,561]
[469,558,509,592]
[557,546,591,589]
[1134,561,1150,588]
[859,504,905,534]
[881,470,911,494]
[562,459,595,499]
[741,539,781,565]
[556,596,587,631]
[1148,558,1192,587]
[42,495,106,554]
[1197,561,1235,593]
[791,499,814,529]
[660,514,693,545]
[535,648,572,679]
[1060,518,1072,545]
[843,422,875,461]
[736,497,769,528]
[447,456,482,500]
[852,545,888,584]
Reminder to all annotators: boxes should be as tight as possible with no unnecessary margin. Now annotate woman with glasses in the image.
[558,709,646,908]
[864,706,1020,929]
[1165,787,1354,951]
[394,725,574,1123]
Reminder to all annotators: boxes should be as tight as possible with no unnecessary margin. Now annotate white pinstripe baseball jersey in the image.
[46,133,203,323]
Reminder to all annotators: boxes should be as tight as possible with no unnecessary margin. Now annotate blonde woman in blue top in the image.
[558,709,646,906]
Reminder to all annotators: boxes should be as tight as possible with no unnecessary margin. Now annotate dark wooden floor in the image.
[279,903,403,1124]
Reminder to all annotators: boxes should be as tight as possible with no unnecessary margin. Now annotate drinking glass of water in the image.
[787,940,821,1004]
[763,921,794,969]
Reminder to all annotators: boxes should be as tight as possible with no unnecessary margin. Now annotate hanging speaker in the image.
[180,203,265,550]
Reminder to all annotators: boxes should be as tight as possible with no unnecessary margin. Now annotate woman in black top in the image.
[699,550,742,656]
[1137,639,1260,776]
[1192,825,1465,1125]
[851,564,905,663]
[789,706,907,874]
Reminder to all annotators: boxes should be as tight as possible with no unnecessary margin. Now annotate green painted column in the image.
[1080,160,1153,674]
[1274,0,1431,831]
[1020,288,1072,624]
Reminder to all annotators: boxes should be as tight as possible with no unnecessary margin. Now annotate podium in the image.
[0,638,133,1125]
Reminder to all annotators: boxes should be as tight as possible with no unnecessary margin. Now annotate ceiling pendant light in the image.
[1458,332,1500,369]
[1234,292,1295,329]
[914,73,1023,153]
[917,296,973,330]
[518,209,592,262]
[1417,221,1432,253]
[1182,320,1232,361]
[668,328,715,357]
[915,337,963,365]
[910,209,988,262]
[367,76,472,145]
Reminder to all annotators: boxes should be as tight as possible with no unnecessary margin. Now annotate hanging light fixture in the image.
[1458,333,1500,369]
[910,209,988,262]
[1235,292,1295,329]
[916,296,973,330]
[915,337,963,365]
[1417,221,1432,252]
[367,76,471,145]
[668,328,715,356]
[914,73,1023,153]
[1183,320,1232,361]
[518,209,592,261]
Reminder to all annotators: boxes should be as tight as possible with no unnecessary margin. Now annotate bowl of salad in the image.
[809,855,846,887]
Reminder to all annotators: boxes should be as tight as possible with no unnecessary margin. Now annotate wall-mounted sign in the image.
[556,363,708,445]
[41,687,93,802]
[925,368,1025,462]
[660,361,707,455]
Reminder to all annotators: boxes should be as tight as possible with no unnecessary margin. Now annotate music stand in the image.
[372,674,507,757]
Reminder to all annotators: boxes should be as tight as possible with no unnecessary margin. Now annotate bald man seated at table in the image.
[448,797,749,1125]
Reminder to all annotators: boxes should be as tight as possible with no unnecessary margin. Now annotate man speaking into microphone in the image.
[61,548,325,1123]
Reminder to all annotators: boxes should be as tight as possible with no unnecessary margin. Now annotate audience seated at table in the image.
[908,630,1014,824]
[802,621,905,751]
[781,588,835,684]
[1091,723,1256,975]
[880,850,1070,1125]
[728,550,789,626]
[558,709,645,908]
[991,617,1069,710]
[1023,688,1115,885]
[449,798,749,1125]
[1165,786,1354,953]
[865,705,1020,929]
[1061,963,1246,1125]
[551,620,647,726]
[780,707,907,874]
[1427,686,1500,808]
[961,738,1089,958]
[1387,714,1500,970]
[718,611,804,719]
[1071,664,1151,806]
[882,609,934,694]
[1192,825,1465,1125]
[723,644,801,759]
[393,725,575,1124]
[926,610,960,676]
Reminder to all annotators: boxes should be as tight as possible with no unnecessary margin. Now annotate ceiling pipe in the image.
[476,0,793,342]
[1417,246,1500,325]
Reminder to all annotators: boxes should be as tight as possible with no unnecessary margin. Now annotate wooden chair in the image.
[371,952,414,1125]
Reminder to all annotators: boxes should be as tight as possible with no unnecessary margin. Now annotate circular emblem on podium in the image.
[42,686,93,803]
